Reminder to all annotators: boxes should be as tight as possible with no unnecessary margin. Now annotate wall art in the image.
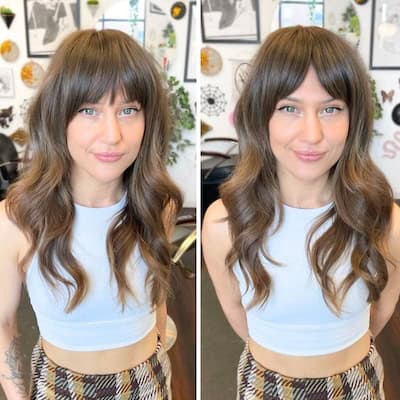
[24,0,80,57]
[0,68,14,98]
[201,0,260,43]
[370,0,400,69]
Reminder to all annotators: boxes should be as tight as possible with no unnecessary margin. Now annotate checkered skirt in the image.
[237,340,385,400]
[29,337,171,400]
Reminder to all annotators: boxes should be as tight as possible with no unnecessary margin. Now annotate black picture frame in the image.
[24,0,80,58]
[370,0,400,70]
[184,2,196,82]
[201,0,260,44]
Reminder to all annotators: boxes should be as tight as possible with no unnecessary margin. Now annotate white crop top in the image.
[233,202,370,356]
[25,194,156,351]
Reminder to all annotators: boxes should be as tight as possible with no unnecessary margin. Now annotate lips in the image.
[294,151,325,161]
[94,152,124,162]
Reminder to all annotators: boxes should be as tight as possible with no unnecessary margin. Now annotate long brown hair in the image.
[6,29,182,311]
[221,26,393,312]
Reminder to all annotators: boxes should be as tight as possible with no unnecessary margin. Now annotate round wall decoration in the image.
[201,46,223,76]
[0,40,19,62]
[21,61,45,89]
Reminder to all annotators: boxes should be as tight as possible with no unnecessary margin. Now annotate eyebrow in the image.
[283,96,340,104]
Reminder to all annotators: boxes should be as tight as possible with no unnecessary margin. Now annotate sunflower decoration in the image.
[170,2,186,19]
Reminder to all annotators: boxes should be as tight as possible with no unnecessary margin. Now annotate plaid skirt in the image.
[29,337,171,400]
[237,340,385,400]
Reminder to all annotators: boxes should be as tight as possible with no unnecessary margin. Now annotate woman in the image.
[0,29,182,399]
[202,26,400,399]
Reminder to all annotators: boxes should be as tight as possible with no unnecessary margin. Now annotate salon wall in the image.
[0,0,196,207]
[201,0,400,198]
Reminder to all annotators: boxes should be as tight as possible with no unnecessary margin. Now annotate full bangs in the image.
[51,29,156,127]
[257,26,354,113]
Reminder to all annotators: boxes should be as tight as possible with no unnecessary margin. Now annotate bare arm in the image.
[0,201,28,399]
[370,203,400,337]
[202,200,249,341]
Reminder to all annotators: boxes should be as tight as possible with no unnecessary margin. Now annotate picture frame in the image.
[184,2,196,82]
[370,0,400,70]
[201,0,260,44]
[0,68,15,98]
[149,2,165,15]
[24,0,80,58]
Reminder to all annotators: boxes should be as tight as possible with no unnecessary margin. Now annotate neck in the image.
[71,181,124,208]
[278,172,333,209]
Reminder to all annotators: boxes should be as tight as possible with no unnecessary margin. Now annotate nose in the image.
[101,113,122,144]
[300,112,323,143]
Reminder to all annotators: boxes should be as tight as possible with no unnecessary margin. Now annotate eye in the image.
[78,108,97,116]
[323,106,343,114]
[119,107,140,117]
[278,105,297,113]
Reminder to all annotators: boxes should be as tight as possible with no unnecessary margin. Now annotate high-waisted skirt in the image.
[237,340,385,400]
[29,337,171,400]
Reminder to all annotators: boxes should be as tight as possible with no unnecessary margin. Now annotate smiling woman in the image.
[0,29,182,399]
[202,25,400,399]
[66,93,145,202]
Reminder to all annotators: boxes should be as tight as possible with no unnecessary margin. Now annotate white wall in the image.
[200,0,400,198]
[0,0,196,207]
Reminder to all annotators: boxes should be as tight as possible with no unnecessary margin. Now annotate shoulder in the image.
[0,200,28,263]
[202,199,230,241]
[202,200,232,266]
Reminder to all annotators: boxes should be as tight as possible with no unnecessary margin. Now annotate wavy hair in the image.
[6,29,182,311]
[221,26,393,312]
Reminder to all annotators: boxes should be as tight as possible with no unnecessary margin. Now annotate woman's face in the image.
[268,67,349,190]
[66,90,145,191]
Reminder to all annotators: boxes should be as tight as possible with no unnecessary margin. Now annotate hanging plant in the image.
[370,77,383,136]
[129,0,139,34]
[0,5,15,28]
[166,75,195,165]
[0,6,14,15]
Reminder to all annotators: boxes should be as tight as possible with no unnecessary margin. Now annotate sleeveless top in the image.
[233,202,370,356]
[25,194,156,351]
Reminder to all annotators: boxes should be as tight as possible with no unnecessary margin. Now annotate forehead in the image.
[284,67,338,103]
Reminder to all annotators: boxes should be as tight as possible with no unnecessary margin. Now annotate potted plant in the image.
[0,6,15,29]
[86,0,99,16]
[166,76,195,165]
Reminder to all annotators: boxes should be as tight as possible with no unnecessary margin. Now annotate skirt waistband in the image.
[237,339,385,399]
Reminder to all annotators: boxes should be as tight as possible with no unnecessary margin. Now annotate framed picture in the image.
[370,0,400,70]
[0,68,14,98]
[201,0,260,43]
[279,1,324,28]
[24,0,80,57]
[149,2,165,15]
[184,2,196,82]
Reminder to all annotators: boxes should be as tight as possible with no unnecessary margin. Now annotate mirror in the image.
[96,0,177,73]
[271,0,360,46]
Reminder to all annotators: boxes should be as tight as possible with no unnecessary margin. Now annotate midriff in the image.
[42,326,158,374]
[248,332,371,378]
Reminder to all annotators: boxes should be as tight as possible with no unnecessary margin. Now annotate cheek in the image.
[126,122,145,156]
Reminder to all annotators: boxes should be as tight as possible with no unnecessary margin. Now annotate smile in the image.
[294,151,325,162]
[93,152,124,162]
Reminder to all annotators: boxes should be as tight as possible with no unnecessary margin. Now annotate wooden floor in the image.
[376,302,400,400]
